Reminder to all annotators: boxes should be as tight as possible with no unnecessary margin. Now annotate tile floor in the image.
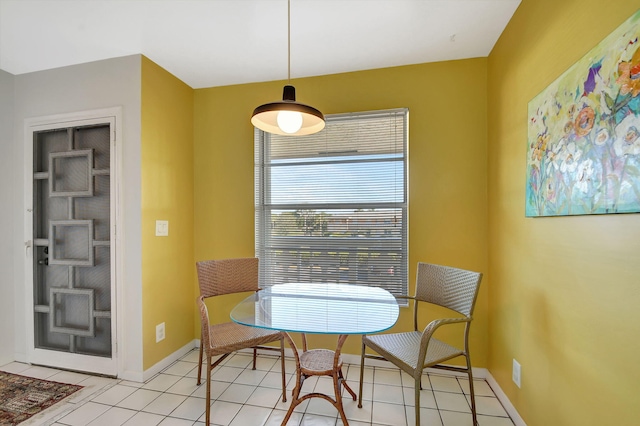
[1,349,515,426]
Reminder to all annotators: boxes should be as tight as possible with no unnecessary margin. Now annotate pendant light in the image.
[251,0,325,136]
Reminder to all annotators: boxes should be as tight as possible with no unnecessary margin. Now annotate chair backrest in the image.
[415,262,483,317]
[196,257,259,298]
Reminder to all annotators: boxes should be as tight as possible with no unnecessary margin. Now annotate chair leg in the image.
[205,354,212,426]
[466,355,478,426]
[280,337,287,402]
[197,333,204,385]
[415,375,421,426]
[252,347,257,370]
[358,339,366,408]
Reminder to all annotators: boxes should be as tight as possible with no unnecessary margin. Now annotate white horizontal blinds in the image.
[255,109,408,297]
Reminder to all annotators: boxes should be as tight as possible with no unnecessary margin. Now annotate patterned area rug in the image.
[0,371,82,426]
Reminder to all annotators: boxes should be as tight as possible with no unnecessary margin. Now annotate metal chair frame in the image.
[358,262,483,426]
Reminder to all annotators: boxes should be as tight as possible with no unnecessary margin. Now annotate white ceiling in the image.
[0,0,521,89]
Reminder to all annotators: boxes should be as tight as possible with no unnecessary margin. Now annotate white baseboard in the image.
[485,371,526,426]
[128,340,197,383]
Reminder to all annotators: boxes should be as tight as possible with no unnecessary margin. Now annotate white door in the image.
[25,109,120,376]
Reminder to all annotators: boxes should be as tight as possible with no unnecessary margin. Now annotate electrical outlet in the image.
[156,322,165,343]
[512,359,521,388]
[155,220,169,237]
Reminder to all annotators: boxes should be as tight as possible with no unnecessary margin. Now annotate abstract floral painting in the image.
[527,10,640,216]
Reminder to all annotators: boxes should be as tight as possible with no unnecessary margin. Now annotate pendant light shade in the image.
[251,0,325,136]
[251,85,325,136]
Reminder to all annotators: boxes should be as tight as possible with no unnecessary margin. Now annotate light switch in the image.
[155,220,169,236]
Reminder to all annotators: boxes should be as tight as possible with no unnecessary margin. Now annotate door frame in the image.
[23,107,123,377]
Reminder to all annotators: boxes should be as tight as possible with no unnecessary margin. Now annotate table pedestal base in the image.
[281,333,357,426]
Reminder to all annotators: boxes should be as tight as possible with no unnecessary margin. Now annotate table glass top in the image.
[230,283,399,335]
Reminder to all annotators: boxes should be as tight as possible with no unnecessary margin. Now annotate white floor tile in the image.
[270,359,296,374]
[165,361,199,377]
[441,409,474,426]
[191,379,230,400]
[87,406,137,426]
[401,372,431,390]
[274,394,309,413]
[434,391,471,413]
[265,408,303,426]
[371,401,408,425]
[313,377,339,397]
[373,368,403,386]
[305,398,340,418]
[218,383,258,404]
[356,382,373,401]
[158,417,195,426]
[247,386,283,408]
[211,366,245,383]
[143,374,182,392]
[69,376,118,404]
[228,404,272,426]
[372,383,404,404]
[478,414,516,426]
[346,365,373,384]
[57,401,111,426]
[143,393,188,416]
[299,413,338,426]
[341,399,372,424]
[255,356,279,372]
[467,395,509,417]
[224,354,254,369]
[48,370,92,385]
[169,395,207,421]
[185,365,200,379]
[121,411,165,426]
[0,362,31,374]
[117,388,163,411]
[180,350,201,363]
[260,371,292,389]
[91,384,137,405]
[235,368,268,386]
[430,375,463,393]
[458,378,496,397]
[402,386,437,409]
[405,405,444,426]
[198,400,242,425]
[19,365,61,380]
[166,376,202,396]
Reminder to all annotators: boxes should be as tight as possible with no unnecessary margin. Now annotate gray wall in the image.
[0,69,15,366]
[11,55,144,378]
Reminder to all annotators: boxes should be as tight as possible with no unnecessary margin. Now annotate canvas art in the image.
[526,10,640,216]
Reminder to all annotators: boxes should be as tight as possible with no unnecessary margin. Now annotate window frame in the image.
[255,108,409,297]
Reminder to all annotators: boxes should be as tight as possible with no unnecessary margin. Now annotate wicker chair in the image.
[196,258,286,426]
[358,262,483,426]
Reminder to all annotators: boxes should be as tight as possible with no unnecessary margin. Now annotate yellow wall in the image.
[194,59,489,360]
[488,1,640,425]
[141,57,195,369]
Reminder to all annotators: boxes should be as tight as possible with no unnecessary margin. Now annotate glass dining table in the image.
[231,282,399,425]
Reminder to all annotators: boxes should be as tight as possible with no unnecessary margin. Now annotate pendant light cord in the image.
[287,0,291,83]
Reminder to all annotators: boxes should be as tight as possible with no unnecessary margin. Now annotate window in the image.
[255,108,408,297]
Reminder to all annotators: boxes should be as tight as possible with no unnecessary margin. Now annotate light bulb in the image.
[277,110,303,134]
